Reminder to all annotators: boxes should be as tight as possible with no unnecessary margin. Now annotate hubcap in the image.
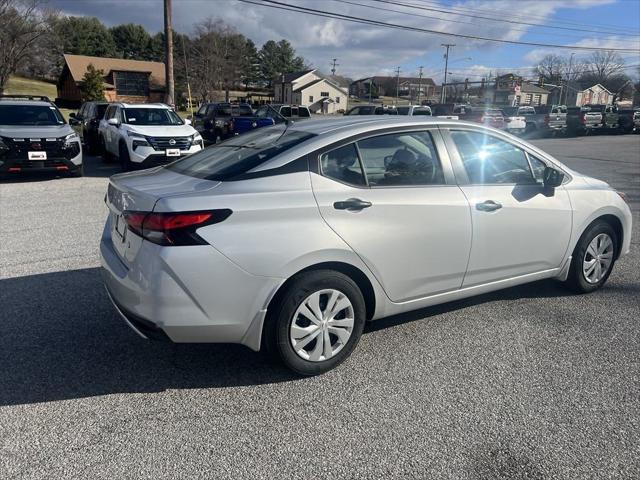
[583,233,614,284]
[290,289,354,362]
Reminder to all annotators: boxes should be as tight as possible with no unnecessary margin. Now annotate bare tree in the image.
[535,54,566,83]
[584,50,624,85]
[0,0,50,93]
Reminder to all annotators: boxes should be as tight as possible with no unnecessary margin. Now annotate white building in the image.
[576,84,614,106]
[273,69,348,114]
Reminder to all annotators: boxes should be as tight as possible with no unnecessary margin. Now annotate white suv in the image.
[98,103,203,171]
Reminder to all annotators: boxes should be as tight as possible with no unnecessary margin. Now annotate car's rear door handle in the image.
[334,198,372,211]
[476,200,502,212]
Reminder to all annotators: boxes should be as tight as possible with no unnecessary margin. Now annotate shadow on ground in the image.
[0,266,588,407]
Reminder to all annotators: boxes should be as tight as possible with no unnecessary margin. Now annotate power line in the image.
[369,0,640,38]
[411,0,640,36]
[333,0,616,41]
[239,0,640,52]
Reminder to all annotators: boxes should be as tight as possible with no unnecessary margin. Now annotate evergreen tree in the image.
[79,64,105,101]
[110,24,152,60]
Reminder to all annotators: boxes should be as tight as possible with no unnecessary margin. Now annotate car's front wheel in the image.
[265,270,366,375]
[565,220,617,293]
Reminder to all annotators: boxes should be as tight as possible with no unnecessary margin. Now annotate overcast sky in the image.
[50,0,640,81]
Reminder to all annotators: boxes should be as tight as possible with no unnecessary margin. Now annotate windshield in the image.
[0,104,65,126]
[123,108,183,126]
[166,128,315,180]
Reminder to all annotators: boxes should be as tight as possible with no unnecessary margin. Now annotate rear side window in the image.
[450,130,535,184]
[298,108,310,118]
[96,104,108,119]
[320,144,366,186]
[357,131,444,186]
[280,107,292,117]
[166,128,315,180]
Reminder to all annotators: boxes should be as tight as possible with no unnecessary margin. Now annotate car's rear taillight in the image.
[580,113,586,124]
[123,210,232,246]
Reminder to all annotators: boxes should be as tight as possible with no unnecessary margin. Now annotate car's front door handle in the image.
[334,198,372,211]
[476,200,503,212]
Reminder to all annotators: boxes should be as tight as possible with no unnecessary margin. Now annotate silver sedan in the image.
[101,117,632,375]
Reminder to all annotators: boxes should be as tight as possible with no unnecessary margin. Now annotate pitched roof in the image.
[520,82,550,94]
[293,77,349,95]
[62,54,166,90]
[280,69,316,83]
[352,76,436,86]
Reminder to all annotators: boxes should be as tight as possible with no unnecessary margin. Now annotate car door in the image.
[310,128,472,302]
[105,106,121,154]
[443,128,572,287]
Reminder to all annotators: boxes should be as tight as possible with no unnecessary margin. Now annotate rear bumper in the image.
[100,217,282,350]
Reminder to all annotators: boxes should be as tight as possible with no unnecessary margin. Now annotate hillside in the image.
[4,76,57,99]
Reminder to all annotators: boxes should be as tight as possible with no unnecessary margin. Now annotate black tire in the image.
[101,138,112,163]
[119,142,133,172]
[264,270,366,376]
[564,220,617,293]
[70,163,84,177]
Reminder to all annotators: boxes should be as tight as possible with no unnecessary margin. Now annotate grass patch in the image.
[4,76,57,99]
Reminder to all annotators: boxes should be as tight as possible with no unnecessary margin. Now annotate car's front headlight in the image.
[63,132,79,147]
[214,119,225,127]
[191,133,203,147]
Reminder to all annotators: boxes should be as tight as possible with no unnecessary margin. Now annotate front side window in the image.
[280,106,291,117]
[123,108,183,126]
[166,129,315,180]
[357,131,444,186]
[0,104,65,126]
[450,130,535,184]
[528,154,547,183]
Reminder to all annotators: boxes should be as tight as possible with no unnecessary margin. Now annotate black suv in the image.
[70,101,110,154]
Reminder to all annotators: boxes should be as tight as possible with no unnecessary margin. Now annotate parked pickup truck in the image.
[192,103,274,143]
[618,108,640,133]
[428,103,467,120]
[396,105,432,116]
[501,107,526,136]
[582,104,620,133]
[461,107,505,130]
[255,104,311,123]
[515,105,566,136]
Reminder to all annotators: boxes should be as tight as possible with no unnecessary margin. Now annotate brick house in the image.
[57,54,166,107]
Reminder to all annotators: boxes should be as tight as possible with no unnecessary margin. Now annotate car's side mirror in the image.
[543,166,564,188]
[184,118,192,125]
[69,117,80,126]
[107,118,120,126]
[69,112,77,118]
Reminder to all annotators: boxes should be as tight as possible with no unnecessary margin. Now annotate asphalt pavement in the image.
[0,134,638,479]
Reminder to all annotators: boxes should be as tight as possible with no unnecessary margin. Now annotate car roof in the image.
[115,103,171,109]
[288,115,450,135]
[0,100,55,107]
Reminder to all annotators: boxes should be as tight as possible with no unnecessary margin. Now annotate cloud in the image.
[49,0,630,79]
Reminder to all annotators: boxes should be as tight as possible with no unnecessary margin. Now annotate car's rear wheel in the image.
[565,220,617,293]
[265,270,366,375]
[70,163,84,177]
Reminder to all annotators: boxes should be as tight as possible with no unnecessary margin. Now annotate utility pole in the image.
[330,58,339,76]
[163,0,174,107]
[368,78,372,105]
[564,52,575,106]
[417,66,424,105]
[441,43,455,103]
[394,66,401,105]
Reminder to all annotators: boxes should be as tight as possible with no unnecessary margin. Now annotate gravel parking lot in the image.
[1,134,638,479]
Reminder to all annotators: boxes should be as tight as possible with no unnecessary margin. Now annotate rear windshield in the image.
[412,107,432,116]
[503,107,518,115]
[584,105,605,113]
[396,107,410,115]
[0,104,65,126]
[166,128,315,180]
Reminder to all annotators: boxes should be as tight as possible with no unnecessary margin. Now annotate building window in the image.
[320,91,329,97]
[115,71,149,96]
[309,95,313,102]
[336,96,340,103]
[533,94,541,106]
[524,93,532,105]
[514,95,520,106]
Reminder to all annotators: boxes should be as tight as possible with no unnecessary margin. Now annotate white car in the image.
[98,103,203,171]
[101,117,632,375]
[501,108,527,135]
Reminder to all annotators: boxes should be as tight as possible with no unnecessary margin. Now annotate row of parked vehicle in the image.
[344,102,640,138]
[68,101,315,171]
